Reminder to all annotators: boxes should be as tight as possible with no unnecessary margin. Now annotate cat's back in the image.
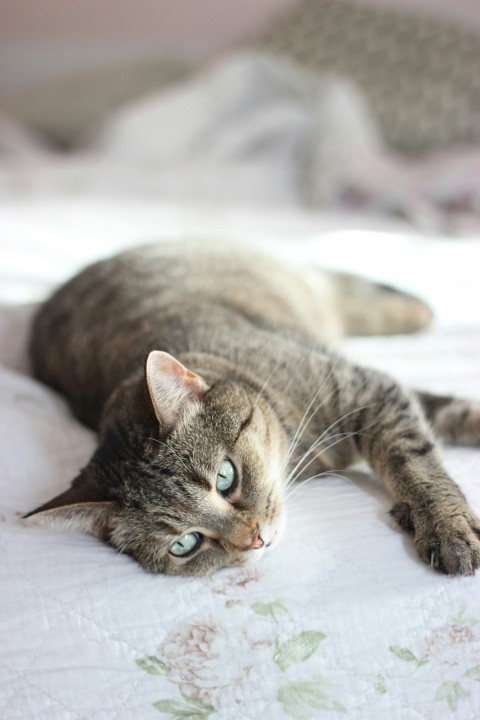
[85,241,334,320]
[30,241,337,425]
[32,240,335,337]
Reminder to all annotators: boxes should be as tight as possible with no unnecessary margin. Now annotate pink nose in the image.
[243,528,264,551]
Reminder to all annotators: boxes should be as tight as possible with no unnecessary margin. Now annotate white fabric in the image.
[1,52,480,234]
[0,203,480,719]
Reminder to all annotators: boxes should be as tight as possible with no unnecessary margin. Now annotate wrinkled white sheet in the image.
[1,52,480,234]
[0,202,479,720]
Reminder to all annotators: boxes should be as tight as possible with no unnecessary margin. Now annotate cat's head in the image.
[26,351,287,576]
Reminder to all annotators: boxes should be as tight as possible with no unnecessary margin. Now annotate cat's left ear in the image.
[24,470,119,539]
[145,351,209,431]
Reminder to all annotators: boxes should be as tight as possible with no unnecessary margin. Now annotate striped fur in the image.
[27,242,480,576]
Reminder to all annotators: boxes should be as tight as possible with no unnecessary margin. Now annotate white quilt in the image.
[1,202,480,720]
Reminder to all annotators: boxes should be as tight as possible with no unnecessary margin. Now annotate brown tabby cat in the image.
[27,241,480,576]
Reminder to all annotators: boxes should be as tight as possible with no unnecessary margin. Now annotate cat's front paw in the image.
[390,501,480,576]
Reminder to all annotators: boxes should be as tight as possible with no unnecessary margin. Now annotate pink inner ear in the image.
[156,352,207,394]
[146,351,209,429]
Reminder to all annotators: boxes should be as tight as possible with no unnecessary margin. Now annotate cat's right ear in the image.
[145,351,209,432]
[24,470,119,539]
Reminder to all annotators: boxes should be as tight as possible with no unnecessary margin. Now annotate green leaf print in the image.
[388,645,426,667]
[274,631,327,672]
[179,690,214,713]
[278,676,346,719]
[374,674,388,695]
[449,602,478,627]
[135,656,169,675]
[251,600,289,622]
[435,681,469,711]
[153,699,211,719]
[464,665,480,681]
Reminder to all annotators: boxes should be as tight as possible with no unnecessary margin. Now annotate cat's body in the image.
[28,241,480,576]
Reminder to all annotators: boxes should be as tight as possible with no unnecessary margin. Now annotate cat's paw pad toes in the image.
[415,515,480,576]
[389,502,415,533]
[391,502,480,575]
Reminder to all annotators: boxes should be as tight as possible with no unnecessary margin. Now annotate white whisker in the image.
[113,539,133,572]
[279,358,370,480]
[286,469,353,502]
[280,358,341,475]
[285,424,375,489]
[285,430,360,488]
[284,402,377,488]
[252,359,284,410]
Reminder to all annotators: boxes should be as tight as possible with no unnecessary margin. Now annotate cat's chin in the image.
[266,530,279,548]
[242,547,266,565]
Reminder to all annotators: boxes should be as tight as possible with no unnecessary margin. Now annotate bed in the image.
[0,196,479,720]
[3,13,480,711]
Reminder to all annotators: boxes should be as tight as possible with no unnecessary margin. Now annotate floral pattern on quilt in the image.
[385,603,480,714]
[135,569,480,720]
[135,568,344,719]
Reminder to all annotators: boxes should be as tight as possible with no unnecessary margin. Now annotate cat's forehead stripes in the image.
[202,384,254,436]
[232,406,255,444]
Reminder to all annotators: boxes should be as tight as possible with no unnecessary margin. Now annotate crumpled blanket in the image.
[1,52,480,234]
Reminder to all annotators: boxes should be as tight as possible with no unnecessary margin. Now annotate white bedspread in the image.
[1,202,480,720]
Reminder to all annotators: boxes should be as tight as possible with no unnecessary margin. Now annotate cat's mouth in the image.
[256,519,284,552]
[241,527,280,566]
[266,530,279,548]
[241,529,278,552]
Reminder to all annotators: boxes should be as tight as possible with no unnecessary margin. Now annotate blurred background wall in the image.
[1,0,480,99]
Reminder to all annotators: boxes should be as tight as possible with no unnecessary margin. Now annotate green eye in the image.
[216,458,236,493]
[169,531,202,557]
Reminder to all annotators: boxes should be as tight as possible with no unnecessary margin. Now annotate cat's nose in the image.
[243,527,264,551]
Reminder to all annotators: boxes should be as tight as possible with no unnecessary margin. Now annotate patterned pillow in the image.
[254,0,480,153]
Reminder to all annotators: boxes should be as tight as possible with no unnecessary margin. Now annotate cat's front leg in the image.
[334,362,480,575]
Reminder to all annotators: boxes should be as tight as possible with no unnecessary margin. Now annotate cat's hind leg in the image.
[329,272,433,336]
[415,390,480,446]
